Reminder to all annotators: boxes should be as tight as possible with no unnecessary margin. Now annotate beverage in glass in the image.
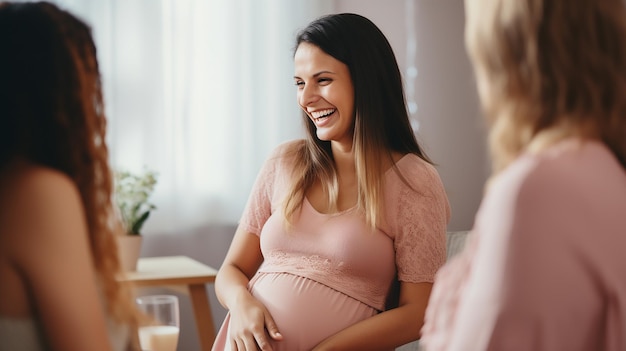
[136,295,180,351]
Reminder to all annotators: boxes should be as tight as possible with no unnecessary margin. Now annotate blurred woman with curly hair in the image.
[0,2,139,350]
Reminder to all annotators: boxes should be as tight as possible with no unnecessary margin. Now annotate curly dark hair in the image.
[0,1,138,330]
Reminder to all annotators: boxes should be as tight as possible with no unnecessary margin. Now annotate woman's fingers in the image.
[232,338,241,351]
[264,315,283,341]
[232,329,273,351]
[242,334,262,351]
[253,330,275,351]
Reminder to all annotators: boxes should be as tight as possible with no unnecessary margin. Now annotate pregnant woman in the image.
[212,13,450,351]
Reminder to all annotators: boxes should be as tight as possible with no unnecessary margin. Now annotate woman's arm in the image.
[11,168,115,351]
[215,226,283,350]
[313,281,433,351]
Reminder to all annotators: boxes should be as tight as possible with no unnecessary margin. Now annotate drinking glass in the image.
[136,295,180,351]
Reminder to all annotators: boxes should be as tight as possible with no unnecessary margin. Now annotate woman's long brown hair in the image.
[284,14,432,229]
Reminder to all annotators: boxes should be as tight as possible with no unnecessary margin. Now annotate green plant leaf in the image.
[114,168,158,235]
[131,211,151,235]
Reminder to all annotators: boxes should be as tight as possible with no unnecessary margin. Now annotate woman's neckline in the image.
[303,153,414,215]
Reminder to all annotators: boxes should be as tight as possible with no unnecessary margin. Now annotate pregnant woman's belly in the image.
[250,272,377,351]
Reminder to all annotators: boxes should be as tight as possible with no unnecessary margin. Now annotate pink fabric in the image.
[421,140,626,351]
[212,140,450,350]
[214,272,378,351]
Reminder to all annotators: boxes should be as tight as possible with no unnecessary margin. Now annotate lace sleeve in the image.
[391,160,450,283]
[238,147,282,235]
[238,140,300,236]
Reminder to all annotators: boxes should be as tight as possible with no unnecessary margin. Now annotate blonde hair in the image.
[465,0,626,174]
[283,135,391,230]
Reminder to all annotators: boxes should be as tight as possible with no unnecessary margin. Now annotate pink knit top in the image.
[239,140,450,311]
[421,139,626,351]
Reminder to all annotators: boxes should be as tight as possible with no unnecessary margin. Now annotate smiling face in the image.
[294,42,355,149]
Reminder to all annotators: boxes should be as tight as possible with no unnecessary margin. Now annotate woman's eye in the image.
[294,81,304,87]
[318,78,331,84]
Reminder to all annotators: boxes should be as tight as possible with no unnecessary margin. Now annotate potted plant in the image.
[114,168,158,271]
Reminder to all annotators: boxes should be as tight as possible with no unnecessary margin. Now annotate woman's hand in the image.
[215,226,283,350]
[227,291,283,351]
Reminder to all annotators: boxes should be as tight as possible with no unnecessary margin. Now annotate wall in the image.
[334,0,490,231]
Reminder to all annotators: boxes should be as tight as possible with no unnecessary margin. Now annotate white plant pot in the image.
[116,235,143,271]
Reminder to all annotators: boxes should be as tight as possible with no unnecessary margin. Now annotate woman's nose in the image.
[299,84,319,106]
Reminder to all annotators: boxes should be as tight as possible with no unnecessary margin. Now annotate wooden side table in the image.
[120,255,218,351]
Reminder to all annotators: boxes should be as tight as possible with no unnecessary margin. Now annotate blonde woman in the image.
[0,2,139,350]
[421,0,626,350]
[213,13,450,351]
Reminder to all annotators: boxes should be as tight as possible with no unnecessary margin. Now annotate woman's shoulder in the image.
[1,161,79,205]
[384,153,450,221]
[496,140,615,193]
[391,153,444,191]
[264,139,306,169]
[1,162,83,237]
[0,161,85,257]
[480,140,626,242]
[271,139,306,157]
[253,139,307,184]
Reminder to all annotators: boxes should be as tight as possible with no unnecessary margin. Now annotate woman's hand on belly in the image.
[228,291,284,351]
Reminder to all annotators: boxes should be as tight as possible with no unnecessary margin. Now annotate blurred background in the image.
[14,1,488,349]
[20,0,488,234]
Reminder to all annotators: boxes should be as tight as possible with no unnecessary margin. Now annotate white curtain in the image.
[25,0,334,233]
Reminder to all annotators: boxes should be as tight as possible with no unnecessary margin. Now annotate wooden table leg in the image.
[189,284,216,351]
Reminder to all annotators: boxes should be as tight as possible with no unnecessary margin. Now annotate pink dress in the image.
[212,141,450,351]
[421,139,626,351]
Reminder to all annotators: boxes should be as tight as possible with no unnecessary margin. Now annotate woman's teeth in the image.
[311,109,336,120]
